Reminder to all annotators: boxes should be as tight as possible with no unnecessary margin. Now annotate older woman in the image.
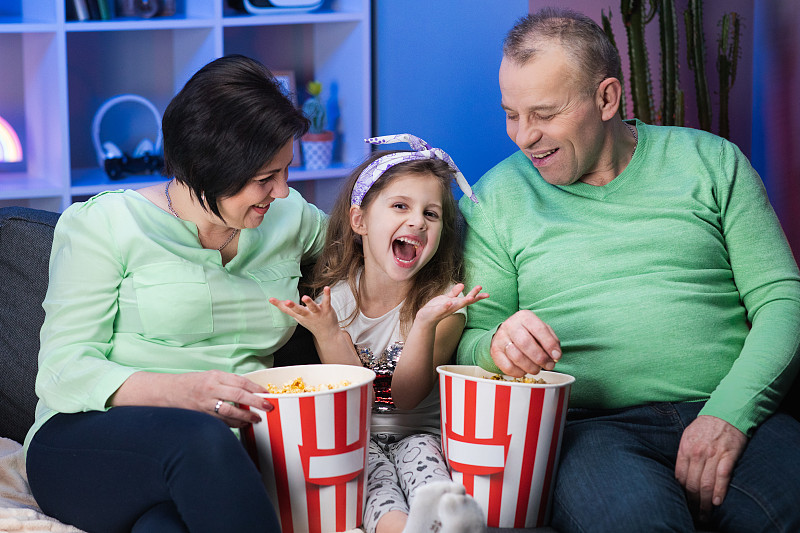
[24,55,325,532]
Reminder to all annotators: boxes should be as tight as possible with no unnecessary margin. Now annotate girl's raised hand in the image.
[416,283,489,325]
[269,286,340,338]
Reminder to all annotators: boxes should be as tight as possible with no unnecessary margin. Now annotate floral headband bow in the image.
[350,134,478,206]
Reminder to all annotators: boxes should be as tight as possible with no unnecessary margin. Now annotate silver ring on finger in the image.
[214,399,224,414]
[505,341,514,351]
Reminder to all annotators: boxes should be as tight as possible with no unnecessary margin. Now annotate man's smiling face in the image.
[499,45,607,186]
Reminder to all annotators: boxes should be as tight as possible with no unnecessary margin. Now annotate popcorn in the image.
[489,373,547,384]
[265,376,351,394]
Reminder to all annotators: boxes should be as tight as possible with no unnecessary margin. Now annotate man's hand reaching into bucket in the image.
[491,310,561,377]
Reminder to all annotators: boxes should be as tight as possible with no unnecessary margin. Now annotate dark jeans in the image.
[27,407,280,533]
[550,401,800,533]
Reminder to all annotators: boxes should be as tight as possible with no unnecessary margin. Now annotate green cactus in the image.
[601,9,627,119]
[302,80,327,134]
[717,12,741,140]
[684,0,712,131]
[621,0,657,123]
[676,90,685,127]
[605,0,739,135]
[658,0,683,125]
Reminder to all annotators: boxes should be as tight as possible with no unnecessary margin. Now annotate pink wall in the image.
[753,1,800,255]
[528,0,754,156]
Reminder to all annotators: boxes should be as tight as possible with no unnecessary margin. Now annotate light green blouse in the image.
[25,188,326,450]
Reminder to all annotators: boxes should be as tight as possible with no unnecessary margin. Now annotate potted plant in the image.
[301,80,334,170]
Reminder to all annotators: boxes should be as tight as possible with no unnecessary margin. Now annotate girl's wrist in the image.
[314,324,347,343]
[410,316,440,336]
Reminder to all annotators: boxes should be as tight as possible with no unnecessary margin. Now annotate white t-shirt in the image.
[326,279,465,437]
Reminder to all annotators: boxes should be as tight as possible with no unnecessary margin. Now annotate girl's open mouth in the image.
[392,236,422,267]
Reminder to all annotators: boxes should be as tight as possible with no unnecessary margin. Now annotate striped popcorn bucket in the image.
[243,365,375,533]
[437,365,574,528]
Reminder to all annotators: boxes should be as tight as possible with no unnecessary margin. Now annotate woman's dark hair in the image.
[312,150,465,335]
[162,54,309,219]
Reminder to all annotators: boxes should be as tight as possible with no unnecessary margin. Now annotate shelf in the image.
[222,10,366,27]
[0,22,57,32]
[65,14,219,32]
[289,162,355,181]
[70,167,165,195]
[0,173,62,197]
[69,162,352,197]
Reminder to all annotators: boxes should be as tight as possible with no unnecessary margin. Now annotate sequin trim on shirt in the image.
[356,341,403,413]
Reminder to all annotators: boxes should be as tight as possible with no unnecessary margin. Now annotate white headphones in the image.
[92,94,163,179]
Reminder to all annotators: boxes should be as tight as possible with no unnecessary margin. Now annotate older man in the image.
[457,6,800,532]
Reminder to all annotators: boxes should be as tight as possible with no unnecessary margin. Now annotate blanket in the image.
[0,437,85,532]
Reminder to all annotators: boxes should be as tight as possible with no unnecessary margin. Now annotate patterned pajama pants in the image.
[362,433,452,533]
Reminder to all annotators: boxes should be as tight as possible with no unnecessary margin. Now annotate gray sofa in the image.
[1,205,795,533]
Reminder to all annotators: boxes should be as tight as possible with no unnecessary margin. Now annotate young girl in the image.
[270,134,487,533]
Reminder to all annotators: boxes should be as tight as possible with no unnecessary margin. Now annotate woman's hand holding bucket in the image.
[111,369,274,428]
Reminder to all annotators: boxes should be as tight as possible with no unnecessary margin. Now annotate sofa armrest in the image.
[0,207,60,444]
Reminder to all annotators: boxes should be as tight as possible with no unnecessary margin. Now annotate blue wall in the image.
[373,0,529,192]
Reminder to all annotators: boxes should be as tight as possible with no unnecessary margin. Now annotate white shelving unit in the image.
[0,0,371,212]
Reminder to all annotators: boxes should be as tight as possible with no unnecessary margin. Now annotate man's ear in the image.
[350,205,367,236]
[597,77,623,121]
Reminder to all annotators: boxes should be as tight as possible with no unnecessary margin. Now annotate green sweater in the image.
[457,120,800,436]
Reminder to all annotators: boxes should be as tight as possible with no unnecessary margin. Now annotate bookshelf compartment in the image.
[0,31,66,203]
[66,27,215,191]
[223,20,369,171]
[0,33,27,175]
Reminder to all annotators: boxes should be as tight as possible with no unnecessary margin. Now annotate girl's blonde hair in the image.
[311,150,464,335]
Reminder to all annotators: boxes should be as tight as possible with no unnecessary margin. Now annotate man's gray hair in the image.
[503,7,622,96]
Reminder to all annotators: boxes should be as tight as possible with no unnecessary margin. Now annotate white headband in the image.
[350,134,478,205]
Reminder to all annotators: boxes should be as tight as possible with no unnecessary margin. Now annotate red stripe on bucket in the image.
[356,385,368,527]
[515,388,544,526]
[335,391,347,533]
[487,384,511,525]
[267,401,294,533]
[462,378,477,495]
[536,386,567,525]
[300,396,321,533]
[443,374,453,461]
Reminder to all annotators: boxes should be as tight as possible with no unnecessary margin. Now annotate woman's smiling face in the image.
[216,140,294,229]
